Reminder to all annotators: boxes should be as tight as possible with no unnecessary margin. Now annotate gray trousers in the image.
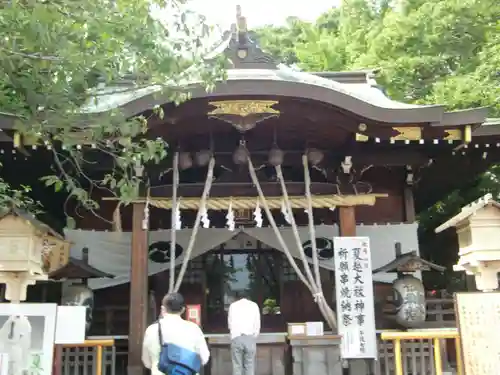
[231,334,257,375]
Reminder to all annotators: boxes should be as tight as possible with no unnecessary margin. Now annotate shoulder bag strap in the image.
[157,319,164,345]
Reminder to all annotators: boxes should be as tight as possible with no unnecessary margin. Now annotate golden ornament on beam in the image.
[208,100,280,132]
[443,129,462,141]
[390,127,422,141]
[208,100,279,117]
[355,133,369,142]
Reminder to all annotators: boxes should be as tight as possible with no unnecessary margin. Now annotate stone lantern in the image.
[435,193,500,292]
[50,247,114,333]
[0,208,69,302]
[373,243,445,328]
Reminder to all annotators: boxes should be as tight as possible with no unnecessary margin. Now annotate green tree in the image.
[256,0,499,115]
[255,0,500,285]
[0,0,224,211]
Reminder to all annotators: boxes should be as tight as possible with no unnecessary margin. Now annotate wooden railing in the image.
[54,339,117,375]
[380,329,463,375]
[56,332,465,375]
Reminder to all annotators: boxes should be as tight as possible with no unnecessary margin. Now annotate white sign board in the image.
[55,306,86,344]
[334,237,377,359]
[0,353,8,375]
[455,292,500,375]
[305,321,324,336]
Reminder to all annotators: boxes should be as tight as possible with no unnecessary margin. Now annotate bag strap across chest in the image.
[157,318,164,345]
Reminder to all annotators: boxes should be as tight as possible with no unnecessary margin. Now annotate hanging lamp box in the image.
[0,208,68,275]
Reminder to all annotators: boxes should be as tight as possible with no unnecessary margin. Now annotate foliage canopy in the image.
[0,0,224,214]
[255,0,499,284]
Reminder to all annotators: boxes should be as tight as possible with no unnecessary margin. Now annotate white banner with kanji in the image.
[334,237,377,359]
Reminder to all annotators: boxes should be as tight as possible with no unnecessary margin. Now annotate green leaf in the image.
[0,0,225,210]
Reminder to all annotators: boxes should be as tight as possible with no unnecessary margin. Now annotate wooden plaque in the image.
[186,304,201,326]
[455,292,500,375]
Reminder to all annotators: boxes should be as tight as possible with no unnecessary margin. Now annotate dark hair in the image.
[233,290,248,300]
[161,292,185,314]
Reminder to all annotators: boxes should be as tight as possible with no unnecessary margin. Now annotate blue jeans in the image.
[231,335,256,375]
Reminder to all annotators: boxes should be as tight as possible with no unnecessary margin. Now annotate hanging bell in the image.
[178,152,193,170]
[268,145,284,166]
[306,148,324,166]
[233,144,248,165]
[195,149,212,167]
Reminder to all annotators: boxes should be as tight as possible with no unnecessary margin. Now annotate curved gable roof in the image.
[78,65,487,125]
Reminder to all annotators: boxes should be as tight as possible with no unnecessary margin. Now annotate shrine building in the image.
[0,7,499,375]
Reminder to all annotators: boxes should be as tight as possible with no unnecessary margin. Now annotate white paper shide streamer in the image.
[226,201,235,231]
[174,201,182,230]
[253,200,263,228]
[142,197,150,230]
[201,204,210,229]
[281,199,291,224]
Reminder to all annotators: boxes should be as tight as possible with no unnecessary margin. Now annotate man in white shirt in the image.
[227,291,261,375]
[142,293,210,375]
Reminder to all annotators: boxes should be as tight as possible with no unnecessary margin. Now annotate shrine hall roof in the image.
[77,64,487,126]
[75,12,489,128]
[0,7,493,133]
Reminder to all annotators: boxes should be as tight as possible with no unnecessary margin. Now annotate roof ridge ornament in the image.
[224,5,277,69]
[236,5,248,42]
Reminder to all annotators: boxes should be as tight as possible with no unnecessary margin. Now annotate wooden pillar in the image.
[403,186,416,223]
[339,206,356,236]
[339,207,370,375]
[128,202,148,375]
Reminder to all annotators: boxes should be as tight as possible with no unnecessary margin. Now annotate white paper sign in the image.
[334,237,377,359]
[290,325,305,335]
[305,321,324,336]
[55,306,86,344]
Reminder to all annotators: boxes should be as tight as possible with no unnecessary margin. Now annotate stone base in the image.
[348,359,373,375]
[289,335,343,375]
[127,364,145,375]
[207,333,287,375]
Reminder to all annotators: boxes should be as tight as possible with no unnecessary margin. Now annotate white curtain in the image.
[64,223,419,289]
[64,229,237,289]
